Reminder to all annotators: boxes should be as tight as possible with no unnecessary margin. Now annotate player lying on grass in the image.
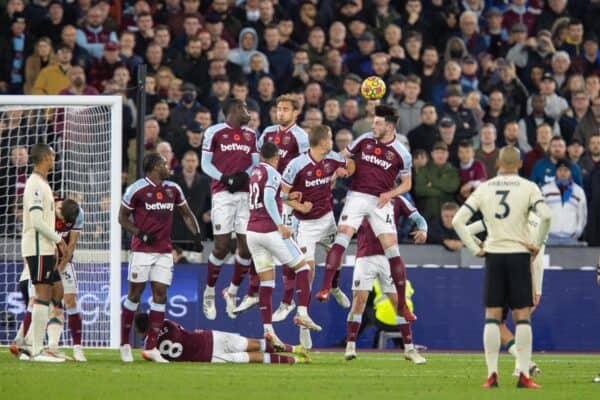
[345,196,426,364]
[133,313,309,364]
[467,218,544,377]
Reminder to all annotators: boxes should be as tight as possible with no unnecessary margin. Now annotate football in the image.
[360,76,387,100]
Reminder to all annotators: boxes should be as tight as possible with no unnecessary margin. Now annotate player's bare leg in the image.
[258,267,283,346]
[247,337,308,361]
[345,290,368,360]
[120,281,145,362]
[387,292,425,364]
[381,235,416,322]
[224,236,252,319]
[291,260,321,332]
[317,225,354,302]
[64,293,85,361]
[297,260,316,349]
[47,283,65,357]
[141,281,169,363]
[203,234,230,320]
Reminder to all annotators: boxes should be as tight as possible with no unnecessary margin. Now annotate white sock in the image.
[263,324,273,334]
[31,303,50,356]
[47,315,64,350]
[259,339,266,352]
[515,322,533,378]
[483,321,501,377]
[205,286,215,295]
[404,343,415,352]
[227,283,239,296]
[263,353,271,364]
[297,306,308,316]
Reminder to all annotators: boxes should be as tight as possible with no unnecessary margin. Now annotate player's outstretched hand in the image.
[410,230,427,244]
[377,191,394,208]
[288,191,303,202]
[297,201,313,214]
[137,231,156,245]
[278,224,292,239]
[193,233,204,253]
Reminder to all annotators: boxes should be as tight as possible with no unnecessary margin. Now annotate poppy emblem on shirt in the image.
[386,151,395,160]
[234,134,241,141]
[374,148,382,156]
[316,169,323,177]
[156,192,164,200]
[274,136,281,144]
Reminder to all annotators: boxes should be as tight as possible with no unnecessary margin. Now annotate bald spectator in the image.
[302,108,323,129]
[75,6,118,60]
[60,25,90,68]
[59,65,99,95]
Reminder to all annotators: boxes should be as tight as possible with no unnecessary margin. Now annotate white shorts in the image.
[211,191,249,235]
[297,212,337,262]
[60,262,77,294]
[128,252,174,286]
[211,331,249,363]
[353,255,395,293]
[247,231,304,273]
[339,191,396,236]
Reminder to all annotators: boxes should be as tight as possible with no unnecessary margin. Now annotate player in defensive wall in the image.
[452,146,551,389]
[344,195,427,364]
[315,105,416,323]
[119,153,203,363]
[133,313,310,364]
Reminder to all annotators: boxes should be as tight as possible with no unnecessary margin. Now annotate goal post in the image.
[0,95,122,348]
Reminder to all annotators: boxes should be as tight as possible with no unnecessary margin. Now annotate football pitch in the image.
[1,349,598,400]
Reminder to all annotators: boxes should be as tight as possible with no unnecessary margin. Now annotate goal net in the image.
[0,96,122,348]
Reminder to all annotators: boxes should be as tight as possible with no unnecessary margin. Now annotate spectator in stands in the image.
[59,65,99,95]
[531,135,583,186]
[502,0,540,37]
[30,1,64,44]
[89,41,125,92]
[550,50,571,91]
[402,30,424,75]
[397,75,424,136]
[431,60,462,109]
[475,123,499,179]
[500,120,523,152]
[482,90,512,141]
[438,116,459,166]
[118,31,143,73]
[256,75,275,127]
[574,96,600,148]
[210,0,242,40]
[133,11,154,56]
[153,24,180,67]
[24,37,55,95]
[126,117,162,184]
[560,18,584,58]
[302,107,323,130]
[323,98,343,133]
[31,42,72,95]
[171,37,209,94]
[173,121,203,166]
[305,81,324,109]
[0,12,33,94]
[384,73,405,108]
[204,75,231,123]
[157,141,178,175]
[526,72,569,120]
[457,11,487,56]
[152,100,176,142]
[345,31,377,78]
[248,109,261,131]
[414,141,460,221]
[229,27,262,74]
[194,107,213,131]
[260,24,293,85]
[231,79,259,112]
[353,99,379,137]
[463,91,484,133]
[457,140,487,202]
[334,129,353,153]
[581,135,600,245]
[523,123,553,178]
[144,42,166,76]
[60,25,89,69]
[171,82,202,132]
[408,103,438,154]
[518,92,560,151]
[427,202,463,251]
[581,33,600,77]
[309,62,337,97]
[75,6,118,60]
[441,85,478,143]
[559,90,591,145]
[460,55,479,94]
[580,134,600,184]
[542,159,587,245]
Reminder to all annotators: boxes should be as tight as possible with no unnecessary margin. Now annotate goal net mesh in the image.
[0,104,114,347]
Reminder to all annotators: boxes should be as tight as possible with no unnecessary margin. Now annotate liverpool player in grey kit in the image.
[119,153,202,363]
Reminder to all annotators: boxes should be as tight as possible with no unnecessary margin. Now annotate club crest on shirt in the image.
[146,192,153,198]
[365,144,373,151]
[324,163,332,174]
[244,131,253,142]
[386,151,395,161]
[282,135,291,145]
[307,170,313,177]
[223,134,229,139]
[166,189,173,198]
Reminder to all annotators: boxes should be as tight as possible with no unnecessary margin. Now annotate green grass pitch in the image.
[1,349,598,400]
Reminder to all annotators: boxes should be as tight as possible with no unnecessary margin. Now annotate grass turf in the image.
[1,348,598,400]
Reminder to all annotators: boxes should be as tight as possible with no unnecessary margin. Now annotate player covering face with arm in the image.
[316,105,416,322]
[452,146,551,389]
[119,153,202,363]
[133,314,310,364]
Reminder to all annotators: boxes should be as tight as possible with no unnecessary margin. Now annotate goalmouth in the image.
[0,95,122,348]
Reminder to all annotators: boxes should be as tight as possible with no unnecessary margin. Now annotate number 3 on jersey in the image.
[494,190,510,219]
[249,182,263,210]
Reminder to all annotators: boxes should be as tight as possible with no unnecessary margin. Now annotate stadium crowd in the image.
[0,0,599,248]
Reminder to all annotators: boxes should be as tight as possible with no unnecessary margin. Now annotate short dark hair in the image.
[421,102,436,113]
[442,202,459,212]
[550,135,565,144]
[61,199,80,225]
[30,143,53,165]
[143,152,164,174]
[458,139,473,149]
[309,125,331,147]
[374,105,399,125]
[261,142,279,160]
[134,313,150,335]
